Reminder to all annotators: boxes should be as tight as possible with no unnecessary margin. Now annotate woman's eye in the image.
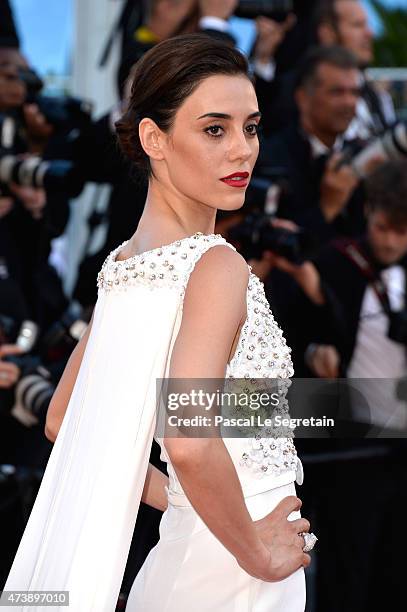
[246,123,260,136]
[204,125,224,138]
[204,123,261,139]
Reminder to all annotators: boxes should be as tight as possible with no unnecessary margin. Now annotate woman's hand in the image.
[236,495,311,581]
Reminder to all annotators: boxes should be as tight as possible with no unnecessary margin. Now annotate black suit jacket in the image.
[298,237,407,372]
[268,237,407,453]
[255,63,393,137]
[254,123,366,248]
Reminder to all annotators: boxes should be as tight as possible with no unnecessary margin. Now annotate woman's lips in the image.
[220,172,249,188]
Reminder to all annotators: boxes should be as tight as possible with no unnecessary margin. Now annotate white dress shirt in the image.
[347,265,407,431]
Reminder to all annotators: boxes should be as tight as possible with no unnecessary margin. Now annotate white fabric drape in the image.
[3,286,182,611]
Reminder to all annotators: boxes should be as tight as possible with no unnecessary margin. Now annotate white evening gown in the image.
[3,232,305,611]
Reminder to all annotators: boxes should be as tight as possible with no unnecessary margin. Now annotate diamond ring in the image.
[300,532,318,552]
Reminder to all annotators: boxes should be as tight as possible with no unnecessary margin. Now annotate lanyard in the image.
[334,240,393,316]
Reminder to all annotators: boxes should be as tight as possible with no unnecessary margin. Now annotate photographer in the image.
[244,160,407,611]
[0,46,56,159]
[119,0,299,94]
[315,0,396,139]
[118,0,239,95]
[255,0,396,137]
[0,271,53,469]
[300,161,407,411]
[254,45,370,251]
[284,160,407,612]
[0,44,70,329]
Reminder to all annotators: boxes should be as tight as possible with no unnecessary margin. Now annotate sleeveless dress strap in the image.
[179,233,237,298]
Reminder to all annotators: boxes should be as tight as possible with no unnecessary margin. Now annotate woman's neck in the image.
[136,181,217,240]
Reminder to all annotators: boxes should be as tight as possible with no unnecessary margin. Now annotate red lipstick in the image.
[220,171,250,188]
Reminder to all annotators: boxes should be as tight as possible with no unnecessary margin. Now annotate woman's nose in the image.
[228,132,253,161]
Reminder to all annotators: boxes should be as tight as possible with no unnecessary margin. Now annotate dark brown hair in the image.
[115,33,250,177]
[295,45,359,91]
[365,160,407,227]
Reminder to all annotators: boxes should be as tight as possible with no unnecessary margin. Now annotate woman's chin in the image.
[219,191,247,211]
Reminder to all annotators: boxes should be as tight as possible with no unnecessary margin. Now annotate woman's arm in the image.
[45,311,94,441]
[164,246,309,582]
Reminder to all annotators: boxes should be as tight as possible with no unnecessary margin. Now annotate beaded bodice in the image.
[97,232,299,492]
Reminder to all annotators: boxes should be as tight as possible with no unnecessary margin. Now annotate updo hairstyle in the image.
[115,33,250,177]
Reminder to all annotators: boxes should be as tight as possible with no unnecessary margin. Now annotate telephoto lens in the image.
[0,154,84,195]
[351,121,407,178]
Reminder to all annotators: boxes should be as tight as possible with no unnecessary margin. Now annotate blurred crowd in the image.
[1,1,407,611]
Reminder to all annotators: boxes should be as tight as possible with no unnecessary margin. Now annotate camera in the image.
[1,318,40,375]
[0,318,40,418]
[339,121,407,178]
[235,0,293,21]
[17,66,93,134]
[12,365,55,426]
[228,211,316,263]
[0,63,93,198]
[0,303,89,425]
[228,173,317,263]
[0,152,85,196]
[0,110,84,196]
[40,301,88,359]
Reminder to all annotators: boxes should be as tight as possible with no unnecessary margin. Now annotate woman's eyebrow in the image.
[196,111,262,120]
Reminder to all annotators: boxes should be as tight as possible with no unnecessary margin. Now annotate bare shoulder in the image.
[181,244,249,352]
[188,244,250,294]
[170,244,249,378]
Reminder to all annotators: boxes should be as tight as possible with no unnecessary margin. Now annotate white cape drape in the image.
[3,284,182,611]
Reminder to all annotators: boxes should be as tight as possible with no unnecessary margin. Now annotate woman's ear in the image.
[139,118,165,162]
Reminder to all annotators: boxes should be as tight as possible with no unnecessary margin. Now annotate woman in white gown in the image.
[3,34,316,611]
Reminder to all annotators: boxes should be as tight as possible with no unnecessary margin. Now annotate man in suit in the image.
[118,0,239,96]
[254,45,366,251]
[255,0,396,136]
[254,162,407,612]
[315,0,395,138]
[291,159,407,612]
[302,161,407,407]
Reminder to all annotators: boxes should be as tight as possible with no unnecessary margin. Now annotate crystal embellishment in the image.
[96,231,298,481]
